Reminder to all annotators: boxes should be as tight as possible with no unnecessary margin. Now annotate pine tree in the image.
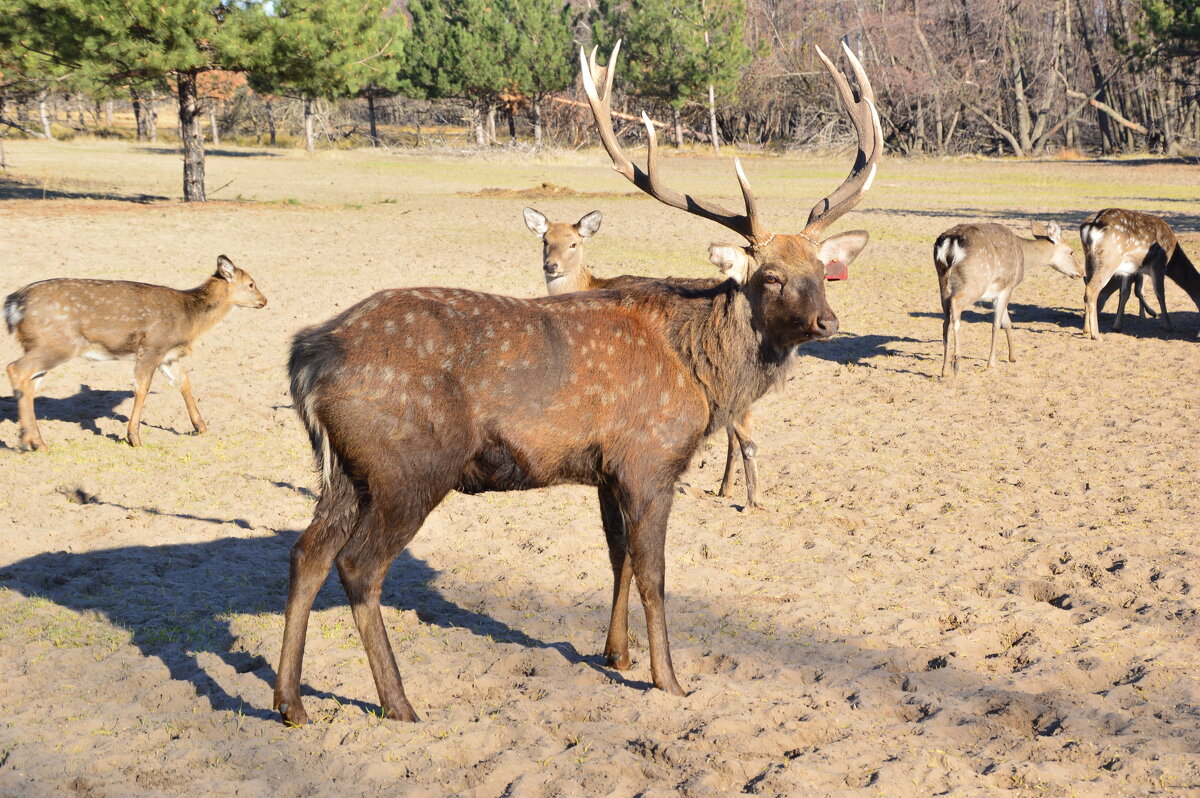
[247,0,405,152]
[0,0,273,201]
[508,0,576,146]
[591,0,749,148]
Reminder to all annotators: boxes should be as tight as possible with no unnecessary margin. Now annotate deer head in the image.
[1029,221,1082,278]
[523,208,603,292]
[580,41,881,348]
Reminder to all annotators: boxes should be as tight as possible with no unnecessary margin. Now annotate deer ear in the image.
[577,210,602,239]
[216,255,236,282]
[1045,221,1062,243]
[817,230,870,269]
[523,208,548,236]
[1030,220,1049,239]
[709,243,753,285]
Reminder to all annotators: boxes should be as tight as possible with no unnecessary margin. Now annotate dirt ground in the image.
[0,138,1198,797]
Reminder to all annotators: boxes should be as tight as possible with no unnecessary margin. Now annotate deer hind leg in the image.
[335,485,449,722]
[623,484,685,697]
[731,412,759,508]
[940,296,955,380]
[7,347,71,450]
[1111,277,1132,333]
[716,427,739,499]
[160,359,207,434]
[598,481,633,670]
[1083,268,1115,340]
[1134,273,1156,318]
[1149,249,1172,331]
[274,469,358,726]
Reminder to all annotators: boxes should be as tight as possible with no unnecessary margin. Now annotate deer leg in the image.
[1150,255,1172,331]
[7,348,70,450]
[274,472,358,726]
[335,492,438,722]
[1134,274,1156,318]
[597,482,633,670]
[624,486,685,697]
[999,297,1016,364]
[1112,277,1132,333]
[987,301,1001,369]
[1083,269,1114,340]
[940,297,953,379]
[161,360,207,434]
[732,412,759,508]
[716,427,738,499]
[127,355,161,447]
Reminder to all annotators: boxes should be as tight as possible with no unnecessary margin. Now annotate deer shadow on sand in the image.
[0,385,203,448]
[803,332,936,375]
[909,301,1199,339]
[0,522,644,722]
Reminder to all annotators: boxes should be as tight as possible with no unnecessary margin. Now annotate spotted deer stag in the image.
[935,221,1082,380]
[274,39,880,726]
[1081,208,1200,339]
[4,256,266,449]
[522,207,765,507]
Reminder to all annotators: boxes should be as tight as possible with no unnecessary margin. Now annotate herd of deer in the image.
[3,42,1197,726]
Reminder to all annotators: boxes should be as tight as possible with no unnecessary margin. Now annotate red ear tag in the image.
[825,260,849,281]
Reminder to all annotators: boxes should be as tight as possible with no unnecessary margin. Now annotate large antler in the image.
[579,42,769,245]
[802,42,883,240]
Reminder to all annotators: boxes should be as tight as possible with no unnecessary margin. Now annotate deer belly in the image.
[980,281,1007,303]
[1114,255,1141,277]
[80,342,132,362]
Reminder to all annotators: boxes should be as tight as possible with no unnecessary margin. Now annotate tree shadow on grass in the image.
[133,147,282,159]
[860,206,1200,234]
[0,176,167,203]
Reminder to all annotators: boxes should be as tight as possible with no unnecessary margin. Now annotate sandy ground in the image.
[0,139,1198,797]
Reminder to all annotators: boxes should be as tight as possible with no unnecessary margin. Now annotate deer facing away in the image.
[4,255,267,449]
[935,221,1082,380]
[274,39,880,725]
[522,206,767,508]
[1081,208,1200,339]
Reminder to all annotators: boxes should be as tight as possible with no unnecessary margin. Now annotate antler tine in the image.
[579,43,765,245]
[802,42,884,239]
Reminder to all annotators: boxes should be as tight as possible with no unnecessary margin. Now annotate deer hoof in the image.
[194,422,208,435]
[381,700,420,723]
[20,436,45,452]
[277,700,309,727]
[605,652,632,671]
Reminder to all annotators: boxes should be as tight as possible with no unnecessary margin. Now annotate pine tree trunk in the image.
[506,106,516,143]
[473,101,486,146]
[176,71,206,203]
[673,107,683,149]
[209,105,220,146]
[486,105,497,144]
[147,90,158,142]
[531,100,542,148]
[38,91,53,140]
[303,99,315,153]
[266,100,277,146]
[367,94,380,147]
[131,88,145,140]
[104,100,113,128]
[707,84,720,154]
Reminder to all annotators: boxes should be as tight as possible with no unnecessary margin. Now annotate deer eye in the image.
[763,275,781,286]
[569,243,577,249]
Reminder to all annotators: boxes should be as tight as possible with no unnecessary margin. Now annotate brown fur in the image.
[275,245,837,725]
[4,256,266,448]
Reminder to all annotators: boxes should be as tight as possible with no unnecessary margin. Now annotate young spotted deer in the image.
[935,221,1082,380]
[4,256,266,449]
[523,206,765,507]
[274,39,880,726]
[1081,208,1200,339]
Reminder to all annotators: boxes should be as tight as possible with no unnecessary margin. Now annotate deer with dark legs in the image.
[274,39,880,726]
[1081,208,1200,339]
[4,256,267,449]
[935,221,1082,380]
[522,207,766,507]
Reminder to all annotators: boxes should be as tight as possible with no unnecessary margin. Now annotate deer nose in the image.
[544,262,561,276]
[812,314,838,337]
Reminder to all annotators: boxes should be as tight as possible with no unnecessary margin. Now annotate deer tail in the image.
[3,290,27,335]
[288,325,343,492]
[934,234,966,271]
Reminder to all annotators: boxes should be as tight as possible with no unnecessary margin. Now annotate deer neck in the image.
[657,282,793,435]
[1166,245,1200,309]
[184,278,234,337]
[1016,236,1055,268]
[545,263,598,296]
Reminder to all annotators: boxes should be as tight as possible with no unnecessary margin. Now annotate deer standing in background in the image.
[274,40,880,726]
[1081,208,1200,339]
[935,221,1082,380]
[4,256,267,449]
[522,207,765,507]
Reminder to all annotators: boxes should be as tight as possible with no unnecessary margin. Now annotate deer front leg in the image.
[598,482,633,670]
[1150,255,1172,331]
[1112,277,1133,332]
[731,412,759,508]
[716,427,739,499]
[1134,274,1156,318]
[999,298,1016,364]
[624,485,684,696]
[173,363,207,434]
